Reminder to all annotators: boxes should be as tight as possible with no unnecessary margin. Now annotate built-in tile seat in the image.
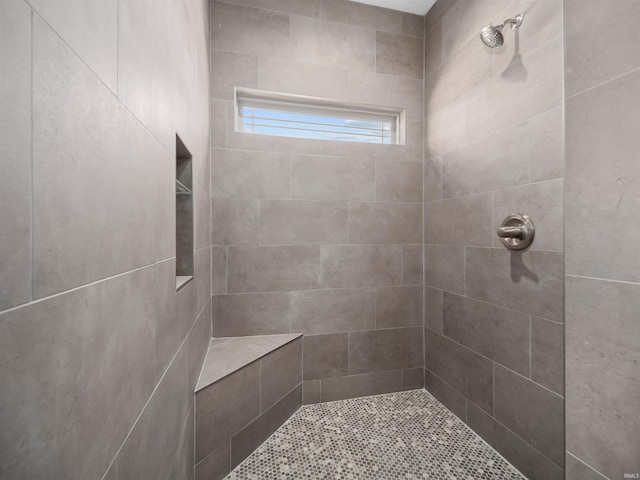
[194,334,303,480]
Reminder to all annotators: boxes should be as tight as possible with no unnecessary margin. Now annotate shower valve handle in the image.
[497,226,524,239]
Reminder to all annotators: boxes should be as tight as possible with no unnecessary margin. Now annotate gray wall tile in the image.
[260,200,348,245]
[290,288,375,334]
[222,0,320,17]
[425,369,467,420]
[401,368,424,390]
[376,160,423,203]
[0,267,157,479]
[531,316,563,395]
[211,197,259,245]
[211,149,290,200]
[290,14,375,71]
[0,0,31,311]
[426,331,493,413]
[291,155,375,202]
[530,106,564,182]
[492,179,564,252]
[424,99,464,156]
[321,245,402,289]
[320,0,401,33]
[565,0,640,96]
[566,452,608,480]
[375,286,422,328]
[376,31,424,79]
[211,2,290,59]
[260,339,303,411]
[195,444,230,480]
[29,0,117,91]
[321,370,402,402]
[227,245,321,293]
[212,292,291,337]
[465,248,564,322]
[349,202,422,245]
[423,155,443,202]
[349,327,422,375]
[566,276,640,479]
[425,193,492,247]
[210,50,259,100]
[566,68,640,282]
[494,365,564,466]
[211,246,227,295]
[303,333,348,380]
[401,13,424,38]
[195,363,260,462]
[425,287,443,333]
[32,17,174,297]
[424,245,464,294]
[302,380,322,405]
[443,293,530,376]
[231,384,301,468]
[401,245,423,286]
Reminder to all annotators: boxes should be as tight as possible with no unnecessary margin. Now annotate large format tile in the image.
[401,245,423,286]
[401,368,424,390]
[290,15,375,71]
[212,292,291,337]
[260,200,348,245]
[565,276,640,479]
[0,0,31,311]
[443,293,530,376]
[231,385,302,468]
[211,197,259,245]
[195,363,260,462]
[348,327,422,375]
[375,286,422,328]
[566,0,640,96]
[424,245,464,294]
[30,0,117,91]
[423,21,442,75]
[442,122,530,198]
[425,193,493,247]
[222,0,320,17]
[423,155,443,202]
[530,106,564,182]
[376,32,424,79]
[425,370,467,421]
[424,287,443,333]
[348,70,423,121]
[291,155,375,201]
[492,179,564,251]
[32,17,173,298]
[531,316,563,395]
[320,0,401,33]
[320,245,401,288]
[260,339,302,411]
[290,288,375,334]
[424,99,465,156]
[426,332,493,413]
[210,50,258,100]
[211,2,290,59]
[259,58,348,100]
[465,34,563,143]
[494,365,564,466]
[565,452,608,480]
[0,267,156,479]
[195,443,230,480]
[117,341,190,480]
[320,371,401,402]
[211,149,290,200]
[401,13,423,38]
[348,202,422,245]
[465,248,564,322]
[566,68,640,282]
[376,160,422,203]
[227,246,321,293]
[303,333,348,380]
[467,403,565,480]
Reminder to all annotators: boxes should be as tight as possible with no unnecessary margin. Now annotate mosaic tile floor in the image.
[228,390,526,479]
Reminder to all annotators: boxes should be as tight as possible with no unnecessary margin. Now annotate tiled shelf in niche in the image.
[176,134,193,291]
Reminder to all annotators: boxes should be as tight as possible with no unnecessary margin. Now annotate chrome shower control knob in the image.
[497,214,535,251]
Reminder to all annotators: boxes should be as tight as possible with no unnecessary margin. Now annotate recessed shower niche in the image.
[175,134,193,291]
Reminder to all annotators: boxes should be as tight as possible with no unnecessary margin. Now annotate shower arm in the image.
[501,14,523,30]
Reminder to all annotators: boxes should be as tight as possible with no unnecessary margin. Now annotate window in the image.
[175,134,193,291]
[235,88,405,145]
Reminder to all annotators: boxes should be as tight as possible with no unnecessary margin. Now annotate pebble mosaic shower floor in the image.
[227,390,526,479]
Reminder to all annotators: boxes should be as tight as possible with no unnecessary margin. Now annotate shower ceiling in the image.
[349,0,437,16]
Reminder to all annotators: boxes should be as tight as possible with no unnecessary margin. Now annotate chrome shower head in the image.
[479,14,523,48]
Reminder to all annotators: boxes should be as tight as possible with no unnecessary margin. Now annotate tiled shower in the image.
[0,1,638,480]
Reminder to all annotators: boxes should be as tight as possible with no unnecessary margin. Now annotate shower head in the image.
[479,14,523,48]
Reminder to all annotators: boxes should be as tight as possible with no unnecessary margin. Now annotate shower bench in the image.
[194,333,303,479]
